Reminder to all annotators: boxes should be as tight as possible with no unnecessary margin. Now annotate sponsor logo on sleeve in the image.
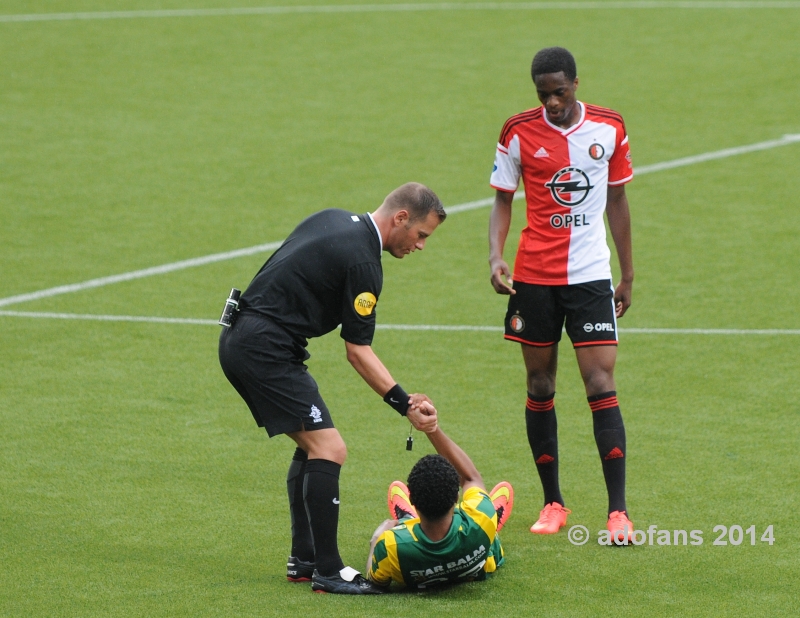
[354,292,377,316]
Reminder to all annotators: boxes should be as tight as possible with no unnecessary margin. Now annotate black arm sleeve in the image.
[340,261,382,345]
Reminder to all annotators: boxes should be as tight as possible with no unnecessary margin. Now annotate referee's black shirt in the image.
[239,209,382,349]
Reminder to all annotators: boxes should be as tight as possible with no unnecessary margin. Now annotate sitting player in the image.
[366,403,514,590]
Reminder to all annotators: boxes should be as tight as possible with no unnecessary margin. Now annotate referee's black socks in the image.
[287,447,314,563]
[303,459,345,577]
[525,392,564,507]
[588,391,627,515]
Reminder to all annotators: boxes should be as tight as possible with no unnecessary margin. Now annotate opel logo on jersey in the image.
[545,167,594,207]
[354,292,377,316]
[551,213,589,229]
[589,143,605,160]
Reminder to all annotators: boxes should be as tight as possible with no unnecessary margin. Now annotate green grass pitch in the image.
[1,1,799,616]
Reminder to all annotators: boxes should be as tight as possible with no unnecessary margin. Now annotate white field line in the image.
[0,310,216,325]
[0,241,282,308]
[1,133,799,309]
[634,133,800,174]
[2,2,800,23]
[393,133,800,217]
[379,324,800,335]
[620,327,800,335]
[2,310,799,335]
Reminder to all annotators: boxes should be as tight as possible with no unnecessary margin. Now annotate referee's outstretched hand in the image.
[407,399,438,434]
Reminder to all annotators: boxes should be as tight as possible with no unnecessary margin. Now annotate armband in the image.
[383,384,409,417]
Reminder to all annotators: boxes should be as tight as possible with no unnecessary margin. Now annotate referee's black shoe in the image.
[311,567,386,594]
[286,556,315,582]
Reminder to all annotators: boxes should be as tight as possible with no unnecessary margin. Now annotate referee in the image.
[218,182,446,594]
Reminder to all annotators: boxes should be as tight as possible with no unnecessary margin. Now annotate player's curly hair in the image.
[531,46,577,82]
[407,454,460,520]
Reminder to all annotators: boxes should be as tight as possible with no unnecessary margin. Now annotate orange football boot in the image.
[387,480,417,520]
[607,510,634,544]
[489,482,514,532]
[530,502,571,534]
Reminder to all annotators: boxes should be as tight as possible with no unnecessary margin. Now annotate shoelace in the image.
[608,512,630,526]
[540,504,571,522]
[394,505,414,519]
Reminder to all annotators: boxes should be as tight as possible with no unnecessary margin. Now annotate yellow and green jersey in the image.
[369,486,504,589]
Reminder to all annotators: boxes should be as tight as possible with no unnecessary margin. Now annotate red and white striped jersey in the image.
[490,102,633,285]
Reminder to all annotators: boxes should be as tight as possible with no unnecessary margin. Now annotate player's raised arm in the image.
[489,189,516,295]
[344,341,437,432]
[412,402,484,491]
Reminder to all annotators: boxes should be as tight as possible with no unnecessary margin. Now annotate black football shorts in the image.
[504,279,618,348]
[218,313,334,437]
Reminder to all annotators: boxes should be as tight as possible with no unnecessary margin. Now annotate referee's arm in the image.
[345,341,437,432]
[345,341,396,396]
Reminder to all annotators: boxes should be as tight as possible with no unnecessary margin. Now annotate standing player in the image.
[218,183,445,594]
[366,402,513,590]
[488,47,634,539]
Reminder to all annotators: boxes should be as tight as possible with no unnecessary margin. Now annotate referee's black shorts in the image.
[504,279,618,348]
[218,313,334,437]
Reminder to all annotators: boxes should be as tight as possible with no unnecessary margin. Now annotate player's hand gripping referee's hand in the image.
[407,399,438,433]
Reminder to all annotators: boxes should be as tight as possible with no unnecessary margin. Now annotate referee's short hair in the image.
[407,454,460,520]
[531,46,577,82]
[383,182,447,223]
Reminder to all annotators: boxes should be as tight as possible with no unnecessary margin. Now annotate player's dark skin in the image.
[535,71,582,128]
[488,70,634,398]
[366,402,487,579]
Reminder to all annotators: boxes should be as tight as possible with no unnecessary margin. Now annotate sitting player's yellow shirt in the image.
[369,486,504,589]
